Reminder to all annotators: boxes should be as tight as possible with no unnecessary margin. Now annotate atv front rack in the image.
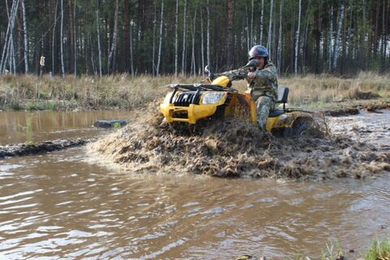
[167,84,235,105]
[168,83,229,92]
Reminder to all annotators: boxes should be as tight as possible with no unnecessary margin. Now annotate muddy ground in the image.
[0,138,90,159]
[88,103,390,180]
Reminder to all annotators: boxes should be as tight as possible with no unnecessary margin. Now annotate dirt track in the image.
[89,105,390,180]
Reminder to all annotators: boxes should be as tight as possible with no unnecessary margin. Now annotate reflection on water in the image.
[0,148,389,259]
[0,110,131,145]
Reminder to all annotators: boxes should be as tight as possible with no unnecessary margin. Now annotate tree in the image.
[227,0,234,67]
[96,1,102,77]
[0,0,388,76]
[174,0,179,76]
[294,0,302,75]
[60,0,65,77]
[333,3,345,73]
[277,0,283,73]
[156,0,164,75]
[21,0,28,73]
[107,0,119,74]
[181,0,187,75]
[259,0,264,45]
[0,0,20,74]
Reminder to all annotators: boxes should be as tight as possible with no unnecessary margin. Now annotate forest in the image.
[0,0,389,77]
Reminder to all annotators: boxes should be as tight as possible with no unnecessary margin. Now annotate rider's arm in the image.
[251,64,278,93]
[218,68,248,80]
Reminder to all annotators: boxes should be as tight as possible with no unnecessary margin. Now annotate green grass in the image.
[113,122,122,129]
[364,238,390,260]
[296,238,390,260]
[321,239,344,260]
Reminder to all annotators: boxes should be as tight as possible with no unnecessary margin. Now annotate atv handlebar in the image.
[205,60,259,82]
[168,83,231,92]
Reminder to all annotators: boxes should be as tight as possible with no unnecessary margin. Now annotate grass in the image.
[0,73,389,112]
[279,72,390,109]
[295,238,390,260]
[364,238,390,260]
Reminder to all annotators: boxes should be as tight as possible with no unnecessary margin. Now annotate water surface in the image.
[0,110,389,259]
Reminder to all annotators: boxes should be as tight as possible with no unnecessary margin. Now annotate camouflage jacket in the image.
[220,62,278,99]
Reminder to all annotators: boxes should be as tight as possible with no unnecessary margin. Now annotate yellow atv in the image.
[160,63,314,136]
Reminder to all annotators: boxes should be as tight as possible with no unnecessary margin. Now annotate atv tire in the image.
[283,118,313,137]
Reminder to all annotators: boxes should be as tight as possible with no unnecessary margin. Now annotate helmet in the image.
[248,45,268,60]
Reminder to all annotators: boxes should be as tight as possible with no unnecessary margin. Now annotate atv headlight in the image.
[163,91,176,104]
[202,92,226,104]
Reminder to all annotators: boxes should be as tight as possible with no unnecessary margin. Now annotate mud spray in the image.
[88,103,390,180]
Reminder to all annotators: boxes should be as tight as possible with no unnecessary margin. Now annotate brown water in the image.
[0,110,389,259]
[0,110,131,145]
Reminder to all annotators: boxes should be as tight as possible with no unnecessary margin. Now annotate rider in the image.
[219,45,279,132]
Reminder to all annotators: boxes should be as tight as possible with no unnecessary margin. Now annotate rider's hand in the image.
[247,72,256,79]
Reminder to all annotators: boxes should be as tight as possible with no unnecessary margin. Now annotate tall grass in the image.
[280,72,390,108]
[296,238,390,260]
[0,73,389,111]
[364,238,390,260]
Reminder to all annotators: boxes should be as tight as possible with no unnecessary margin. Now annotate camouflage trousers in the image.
[255,96,275,132]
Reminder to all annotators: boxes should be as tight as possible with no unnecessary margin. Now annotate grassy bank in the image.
[318,237,390,260]
[0,73,389,111]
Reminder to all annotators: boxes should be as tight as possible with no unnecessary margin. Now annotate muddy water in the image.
[0,110,389,259]
[329,110,390,151]
[0,110,131,145]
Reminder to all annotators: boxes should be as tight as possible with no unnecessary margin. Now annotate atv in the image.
[159,61,314,136]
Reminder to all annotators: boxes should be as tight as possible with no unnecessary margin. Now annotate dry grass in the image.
[0,72,389,111]
[281,72,390,108]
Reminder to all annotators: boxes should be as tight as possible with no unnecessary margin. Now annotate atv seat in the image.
[269,86,289,117]
[276,86,289,105]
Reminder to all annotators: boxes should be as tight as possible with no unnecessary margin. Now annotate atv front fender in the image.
[160,103,219,124]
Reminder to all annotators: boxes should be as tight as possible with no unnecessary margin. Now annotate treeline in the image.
[0,0,389,77]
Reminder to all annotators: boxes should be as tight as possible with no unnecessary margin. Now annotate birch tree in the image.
[0,0,20,74]
[52,0,59,75]
[246,5,250,51]
[190,7,197,75]
[250,0,254,44]
[181,0,187,75]
[73,0,77,75]
[21,0,29,73]
[294,0,302,75]
[60,0,65,77]
[277,0,283,73]
[96,5,102,77]
[156,0,164,76]
[6,0,17,74]
[68,0,75,74]
[206,0,211,66]
[259,0,264,45]
[200,8,205,75]
[333,4,345,73]
[152,2,157,75]
[381,0,386,66]
[328,5,334,72]
[107,0,119,74]
[267,0,274,56]
[174,0,179,76]
[129,20,134,76]
[227,0,234,67]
